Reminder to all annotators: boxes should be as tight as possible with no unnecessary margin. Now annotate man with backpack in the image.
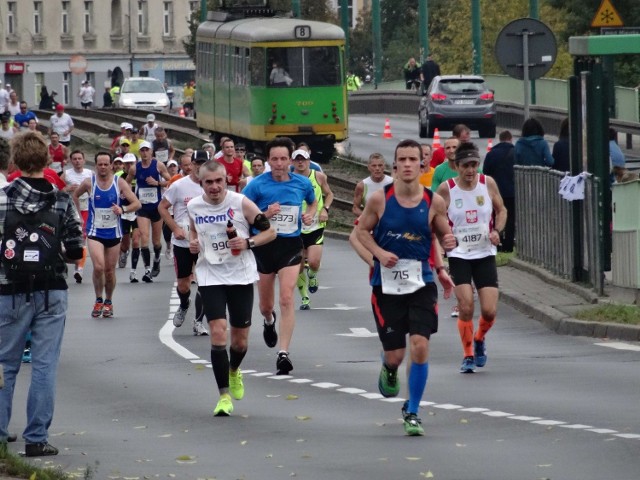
[0,131,84,456]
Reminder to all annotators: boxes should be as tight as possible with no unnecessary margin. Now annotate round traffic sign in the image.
[69,55,88,75]
[495,18,557,80]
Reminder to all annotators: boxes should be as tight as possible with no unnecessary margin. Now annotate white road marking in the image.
[337,387,368,394]
[337,327,377,337]
[594,342,640,352]
[312,382,341,389]
[314,304,359,311]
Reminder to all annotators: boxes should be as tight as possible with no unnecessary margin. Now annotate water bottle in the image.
[226,220,240,256]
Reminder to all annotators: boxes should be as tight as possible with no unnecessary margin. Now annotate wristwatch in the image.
[246,237,256,249]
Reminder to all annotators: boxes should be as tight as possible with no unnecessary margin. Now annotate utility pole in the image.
[340,0,350,69]
[372,0,382,86]
[419,0,429,64]
[529,0,538,104]
[471,0,482,74]
[200,0,207,22]
[292,0,301,18]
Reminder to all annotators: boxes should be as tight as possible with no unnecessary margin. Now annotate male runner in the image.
[352,153,393,217]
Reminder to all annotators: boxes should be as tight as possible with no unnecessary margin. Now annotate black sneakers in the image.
[276,351,293,375]
[263,312,278,348]
[25,442,59,457]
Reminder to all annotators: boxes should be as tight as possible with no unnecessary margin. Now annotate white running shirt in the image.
[65,167,93,211]
[162,175,203,248]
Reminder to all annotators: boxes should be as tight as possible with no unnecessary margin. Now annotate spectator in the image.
[103,86,114,108]
[420,53,441,93]
[552,118,570,172]
[609,127,625,170]
[39,86,54,110]
[514,117,554,167]
[403,57,421,90]
[346,70,362,92]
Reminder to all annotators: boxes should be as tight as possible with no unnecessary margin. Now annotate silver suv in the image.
[418,75,496,138]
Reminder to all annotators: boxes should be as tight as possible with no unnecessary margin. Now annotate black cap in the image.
[130,127,139,134]
[1,111,10,121]
[192,150,210,163]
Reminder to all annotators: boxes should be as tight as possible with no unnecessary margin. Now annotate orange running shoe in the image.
[91,299,104,318]
[102,301,113,318]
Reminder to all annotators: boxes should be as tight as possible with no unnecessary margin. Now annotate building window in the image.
[34,72,44,105]
[188,1,198,19]
[34,1,43,35]
[63,72,70,105]
[7,1,17,35]
[84,1,93,34]
[163,2,173,37]
[62,1,70,34]
[137,1,148,36]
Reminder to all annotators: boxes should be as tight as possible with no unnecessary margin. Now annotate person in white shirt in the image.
[6,91,19,117]
[48,104,74,146]
[0,84,9,114]
[78,81,96,109]
[142,114,158,143]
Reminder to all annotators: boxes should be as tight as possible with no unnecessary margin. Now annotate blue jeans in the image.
[0,290,67,443]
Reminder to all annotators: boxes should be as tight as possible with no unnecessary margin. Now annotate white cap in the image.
[167,159,178,167]
[120,122,133,130]
[139,140,152,150]
[292,149,310,160]
[122,153,137,163]
[146,113,155,122]
[113,156,124,163]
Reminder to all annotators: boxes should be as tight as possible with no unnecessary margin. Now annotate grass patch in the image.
[0,443,72,480]
[574,304,640,325]
[496,251,515,267]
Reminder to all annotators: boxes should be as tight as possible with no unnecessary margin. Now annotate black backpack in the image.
[1,195,63,304]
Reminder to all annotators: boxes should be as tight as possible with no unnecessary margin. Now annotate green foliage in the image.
[575,303,640,325]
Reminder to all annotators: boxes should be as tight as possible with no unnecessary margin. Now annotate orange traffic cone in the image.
[179,107,185,118]
[487,139,493,152]
[432,128,441,149]
[382,118,393,139]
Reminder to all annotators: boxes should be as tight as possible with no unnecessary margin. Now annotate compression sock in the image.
[153,245,162,261]
[474,316,495,342]
[407,361,429,414]
[178,289,191,310]
[141,247,151,269]
[229,346,247,371]
[296,272,308,297]
[457,319,475,357]
[131,248,141,269]
[210,345,230,391]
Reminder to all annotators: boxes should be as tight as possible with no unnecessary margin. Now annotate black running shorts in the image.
[447,256,498,290]
[198,284,253,328]
[252,235,303,274]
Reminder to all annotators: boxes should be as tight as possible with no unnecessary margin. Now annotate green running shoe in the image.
[378,363,399,398]
[308,272,319,293]
[300,296,310,310]
[404,413,425,436]
[213,393,233,417]
[229,369,244,400]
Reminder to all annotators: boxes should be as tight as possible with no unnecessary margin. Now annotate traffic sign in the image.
[591,0,624,28]
[69,55,88,75]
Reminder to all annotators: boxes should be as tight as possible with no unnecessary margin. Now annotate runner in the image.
[352,153,393,217]
[73,152,140,318]
[125,141,171,282]
[290,149,334,310]
[187,160,276,415]
[47,132,68,176]
[159,150,209,336]
[355,139,456,436]
[117,153,143,280]
[242,137,316,374]
[218,138,251,192]
[436,142,507,373]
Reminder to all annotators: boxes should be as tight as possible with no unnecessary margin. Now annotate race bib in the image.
[380,259,425,295]
[121,210,136,221]
[50,162,63,174]
[270,205,299,234]
[138,187,158,204]
[203,231,231,264]
[79,194,89,211]
[94,207,118,229]
[155,150,169,163]
[454,224,491,252]
[301,212,319,233]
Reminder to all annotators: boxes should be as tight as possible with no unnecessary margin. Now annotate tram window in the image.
[266,46,340,87]
[307,47,339,86]
[250,48,266,86]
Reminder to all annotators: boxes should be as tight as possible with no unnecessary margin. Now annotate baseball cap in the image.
[146,113,155,122]
[167,159,178,167]
[113,156,124,163]
[1,111,10,122]
[139,140,152,150]
[55,104,64,111]
[292,149,310,160]
[130,127,139,134]
[120,122,133,130]
[122,153,137,163]
[119,137,131,146]
[191,150,210,163]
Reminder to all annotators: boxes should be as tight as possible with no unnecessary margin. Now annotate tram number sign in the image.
[294,25,312,39]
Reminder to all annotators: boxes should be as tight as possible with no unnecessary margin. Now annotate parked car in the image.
[117,77,170,111]
[419,75,496,138]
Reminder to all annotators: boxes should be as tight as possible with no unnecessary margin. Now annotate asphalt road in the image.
[5,238,640,480]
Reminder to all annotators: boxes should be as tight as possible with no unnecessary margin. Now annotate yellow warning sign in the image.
[591,0,624,28]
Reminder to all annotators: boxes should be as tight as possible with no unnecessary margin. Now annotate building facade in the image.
[0,0,198,108]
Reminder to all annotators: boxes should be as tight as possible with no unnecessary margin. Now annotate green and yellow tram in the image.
[195,10,348,162]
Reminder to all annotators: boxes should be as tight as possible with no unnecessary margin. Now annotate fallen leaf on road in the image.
[295,415,311,421]
[420,471,434,478]
[405,457,421,461]
[286,394,299,400]
[134,425,147,429]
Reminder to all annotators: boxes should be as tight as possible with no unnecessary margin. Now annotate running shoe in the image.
[451,305,459,317]
[102,301,114,318]
[165,247,173,260]
[142,269,153,283]
[378,363,399,398]
[151,259,161,277]
[474,339,487,368]
[229,369,244,400]
[118,251,128,268]
[74,271,82,284]
[91,299,104,318]
[213,393,233,417]
[129,271,139,283]
[460,356,476,373]
[403,413,425,436]
[192,320,209,336]
[308,272,319,294]
[22,347,32,363]
[173,299,190,328]
[263,312,278,348]
[300,297,310,310]
[276,351,293,375]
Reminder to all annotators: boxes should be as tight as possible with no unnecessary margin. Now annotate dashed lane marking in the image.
[594,342,640,352]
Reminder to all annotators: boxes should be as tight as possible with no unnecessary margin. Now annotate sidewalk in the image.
[500,258,640,342]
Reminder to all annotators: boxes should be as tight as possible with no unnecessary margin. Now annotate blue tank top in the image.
[370,184,434,286]
[135,159,162,212]
[86,175,123,239]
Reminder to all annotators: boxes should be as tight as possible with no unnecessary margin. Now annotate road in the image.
[6,238,640,480]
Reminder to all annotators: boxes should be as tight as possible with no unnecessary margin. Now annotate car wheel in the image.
[427,119,435,138]
[419,119,427,138]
